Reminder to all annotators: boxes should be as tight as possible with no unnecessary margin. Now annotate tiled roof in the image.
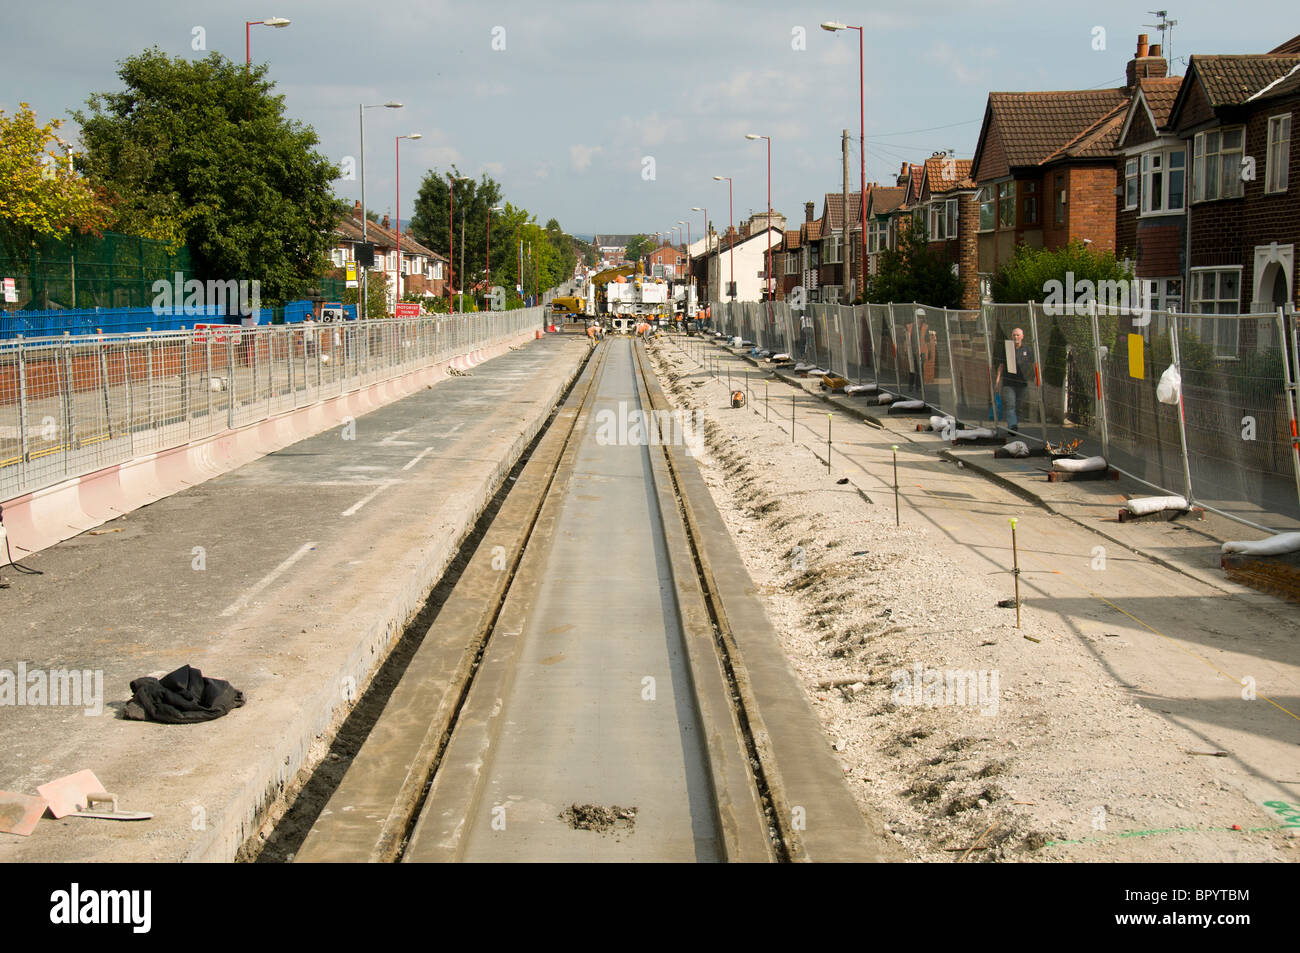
[867,186,906,217]
[803,221,822,242]
[822,191,868,231]
[1139,76,1184,128]
[985,89,1128,168]
[334,213,444,261]
[924,156,974,193]
[1272,33,1300,55]
[1249,60,1300,101]
[1192,54,1300,105]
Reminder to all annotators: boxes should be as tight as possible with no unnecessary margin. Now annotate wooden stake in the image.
[1011,517,1021,628]
[827,413,832,474]
[892,445,900,526]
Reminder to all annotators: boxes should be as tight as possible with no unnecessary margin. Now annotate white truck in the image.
[606,277,669,331]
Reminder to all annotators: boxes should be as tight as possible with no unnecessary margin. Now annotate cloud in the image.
[569,143,602,171]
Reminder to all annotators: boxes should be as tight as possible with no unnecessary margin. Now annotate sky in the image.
[3,0,1293,239]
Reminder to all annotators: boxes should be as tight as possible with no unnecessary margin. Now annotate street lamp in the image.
[691,206,708,304]
[447,174,472,309]
[745,134,773,304]
[245,17,290,65]
[395,133,421,302]
[358,101,403,320]
[822,20,866,300]
[487,206,503,304]
[713,176,734,300]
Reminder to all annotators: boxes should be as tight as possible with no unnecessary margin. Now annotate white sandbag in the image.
[845,383,878,395]
[772,352,790,361]
[891,399,925,410]
[793,362,815,372]
[1052,455,1108,473]
[1221,531,1300,556]
[1125,495,1189,516]
[808,369,828,377]
[1156,364,1181,405]
[732,336,743,347]
[953,427,996,440]
[872,393,896,405]
[1004,440,1031,457]
[929,415,954,431]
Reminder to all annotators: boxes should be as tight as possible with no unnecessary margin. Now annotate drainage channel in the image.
[241,340,603,863]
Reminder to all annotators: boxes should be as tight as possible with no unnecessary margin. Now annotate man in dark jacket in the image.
[993,327,1034,431]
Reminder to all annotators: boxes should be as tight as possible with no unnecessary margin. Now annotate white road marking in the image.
[339,465,390,473]
[402,447,435,471]
[341,480,397,516]
[220,541,318,617]
[379,427,418,446]
[436,423,464,439]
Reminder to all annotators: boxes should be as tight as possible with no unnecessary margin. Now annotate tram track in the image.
[291,335,879,863]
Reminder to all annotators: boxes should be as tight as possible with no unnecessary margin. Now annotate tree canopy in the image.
[74,48,342,304]
[0,103,111,245]
[863,223,961,308]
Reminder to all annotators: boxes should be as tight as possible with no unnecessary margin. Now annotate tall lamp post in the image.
[245,17,290,65]
[395,133,422,303]
[821,21,866,300]
[712,176,734,300]
[359,101,403,320]
[487,205,503,306]
[447,174,471,310]
[744,133,773,306]
[690,207,707,303]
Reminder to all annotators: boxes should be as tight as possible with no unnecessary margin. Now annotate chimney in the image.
[381,213,390,229]
[1126,33,1168,89]
[805,201,815,222]
[354,199,361,213]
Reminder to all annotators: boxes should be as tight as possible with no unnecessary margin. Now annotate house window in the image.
[1266,113,1291,194]
[785,254,798,275]
[331,248,345,268]
[1135,277,1183,338]
[1141,148,1186,214]
[1192,127,1245,202]
[823,285,841,304]
[1125,159,1139,210]
[1189,268,1242,356]
[979,186,995,232]
[944,198,958,239]
[823,234,842,264]
[1055,173,1067,225]
[1022,181,1038,225]
[929,202,946,240]
[997,181,1016,228]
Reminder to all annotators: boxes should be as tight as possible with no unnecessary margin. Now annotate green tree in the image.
[408,167,505,297]
[863,223,961,308]
[341,274,389,320]
[0,104,113,246]
[624,234,654,264]
[74,48,342,305]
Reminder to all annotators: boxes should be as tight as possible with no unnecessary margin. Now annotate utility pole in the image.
[842,128,852,301]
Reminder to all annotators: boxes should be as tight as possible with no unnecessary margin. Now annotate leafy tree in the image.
[408,167,505,296]
[340,272,389,319]
[624,234,654,264]
[0,104,112,245]
[863,223,961,308]
[74,48,342,304]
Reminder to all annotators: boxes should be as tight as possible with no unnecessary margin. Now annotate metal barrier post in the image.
[980,305,995,425]
[940,308,956,417]
[146,336,155,428]
[227,334,236,429]
[205,337,214,429]
[61,334,75,471]
[17,340,29,488]
[98,343,113,439]
[288,328,296,407]
[1168,310,1195,504]
[124,341,134,454]
[182,336,191,440]
[1277,306,1300,516]
[1090,300,1110,461]
[1028,302,1048,444]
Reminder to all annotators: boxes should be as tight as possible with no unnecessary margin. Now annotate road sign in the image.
[395,302,420,318]
[345,262,358,288]
[2,278,15,303]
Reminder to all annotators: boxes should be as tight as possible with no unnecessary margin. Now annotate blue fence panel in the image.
[0,304,261,338]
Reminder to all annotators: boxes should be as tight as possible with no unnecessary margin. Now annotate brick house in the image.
[1115,67,1186,334]
[647,244,686,278]
[863,184,906,279]
[917,154,980,307]
[331,202,447,311]
[818,190,867,303]
[970,37,1176,294]
[1167,39,1300,354]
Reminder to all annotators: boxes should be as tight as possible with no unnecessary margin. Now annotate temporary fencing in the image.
[709,299,1300,531]
[0,308,545,501]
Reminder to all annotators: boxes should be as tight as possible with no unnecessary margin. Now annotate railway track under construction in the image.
[290,335,880,862]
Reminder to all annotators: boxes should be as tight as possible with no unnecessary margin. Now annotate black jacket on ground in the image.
[124,665,245,724]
